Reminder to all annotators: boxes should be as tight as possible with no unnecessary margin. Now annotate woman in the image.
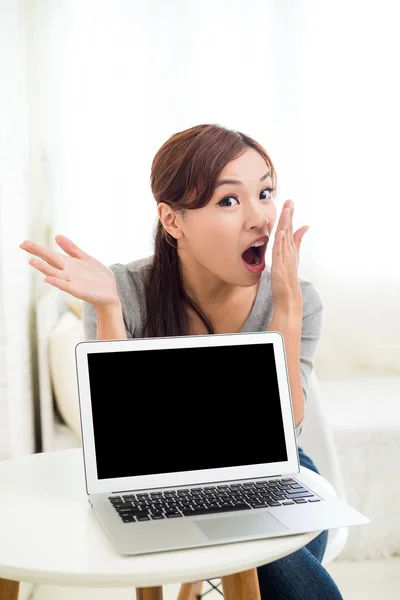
[20,123,343,599]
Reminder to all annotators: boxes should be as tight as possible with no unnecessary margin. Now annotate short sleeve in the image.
[295,279,324,438]
[81,299,98,341]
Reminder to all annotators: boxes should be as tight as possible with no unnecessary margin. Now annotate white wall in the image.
[28,0,400,380]
[29,0,293,265]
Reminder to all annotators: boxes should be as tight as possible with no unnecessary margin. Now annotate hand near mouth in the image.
[270,199,310,311]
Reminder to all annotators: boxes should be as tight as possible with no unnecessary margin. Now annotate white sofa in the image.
[36,288,400,561]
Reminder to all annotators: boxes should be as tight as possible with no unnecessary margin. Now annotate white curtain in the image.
[25,0,400,377]
[0,0,36,459]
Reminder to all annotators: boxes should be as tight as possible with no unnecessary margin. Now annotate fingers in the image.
[19,240,65,270]
[19,235,90,267]
[28,258,70,281]
[43,276,72,293]
[54,235,90,260]
[285,202,295,246]
[294,226,310,251]
[277,200,292,233]
[274,203,291,257]
[274,200,309,258]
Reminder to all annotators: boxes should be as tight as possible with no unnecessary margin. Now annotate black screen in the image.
[86,342,288,481]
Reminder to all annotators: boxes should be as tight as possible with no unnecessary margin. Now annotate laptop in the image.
[74,330,369,556]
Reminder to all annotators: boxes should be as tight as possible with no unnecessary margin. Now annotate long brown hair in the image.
[144,123,277,337]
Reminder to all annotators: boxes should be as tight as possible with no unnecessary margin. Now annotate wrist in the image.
[94,298,122,316]
[270,304,302,334]
[273,299,303,318]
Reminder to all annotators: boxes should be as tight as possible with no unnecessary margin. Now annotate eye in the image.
[217,196,239,207]
[260,187,275,201]
[217,187,275,207]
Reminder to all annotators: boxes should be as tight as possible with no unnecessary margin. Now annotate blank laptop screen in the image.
[86,342,288,480]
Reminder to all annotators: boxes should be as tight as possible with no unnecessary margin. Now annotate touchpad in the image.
[195,512,289,541]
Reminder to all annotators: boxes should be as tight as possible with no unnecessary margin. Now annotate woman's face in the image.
[173,148,277,287]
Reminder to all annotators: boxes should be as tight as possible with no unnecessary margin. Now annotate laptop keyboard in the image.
[108,477,322,523]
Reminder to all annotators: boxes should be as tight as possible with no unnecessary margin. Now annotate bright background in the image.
[2,0,400,453]
[1,3,400,597]
[2,0,400,444]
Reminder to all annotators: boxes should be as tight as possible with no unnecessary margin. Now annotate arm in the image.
[268,306,304,428]
[268,280,324,436]
[95,300,128,340]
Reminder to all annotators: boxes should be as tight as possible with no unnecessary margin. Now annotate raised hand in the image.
[270,199,310,310]
[19,235,120,309]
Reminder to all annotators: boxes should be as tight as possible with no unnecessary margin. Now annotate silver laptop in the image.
[75,331,369,556]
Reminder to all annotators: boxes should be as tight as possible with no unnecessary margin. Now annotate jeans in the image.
[256,446,344,599]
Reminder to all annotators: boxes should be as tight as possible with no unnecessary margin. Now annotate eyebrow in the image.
[215,170,271,189]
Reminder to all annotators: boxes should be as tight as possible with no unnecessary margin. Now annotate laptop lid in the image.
[75,331,300,496]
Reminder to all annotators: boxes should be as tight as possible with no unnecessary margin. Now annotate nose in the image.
[245,198,269,231]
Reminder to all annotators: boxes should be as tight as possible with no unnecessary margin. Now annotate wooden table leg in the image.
[194,581,204,598]
[221,568,261,600]
[177,582,195,600]
[177,581,204,600]
[136,586,163,600]
[0,578,20,600]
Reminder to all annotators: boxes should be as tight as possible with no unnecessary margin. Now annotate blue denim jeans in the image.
[256,446,344,599]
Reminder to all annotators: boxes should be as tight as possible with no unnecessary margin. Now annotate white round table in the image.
[0,449,333,599]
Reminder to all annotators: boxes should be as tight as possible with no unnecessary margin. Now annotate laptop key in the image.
[285,492,314,498]
[282,501,295,505]
[117,507,147,515]
[121,515,136,522]
[181,503,251,516]
[130,511,150,519]
[308,498,321,502]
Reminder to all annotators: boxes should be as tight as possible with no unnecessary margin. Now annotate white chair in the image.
[299,369,349,565]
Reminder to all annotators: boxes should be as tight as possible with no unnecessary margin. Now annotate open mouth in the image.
[242,239,267,266]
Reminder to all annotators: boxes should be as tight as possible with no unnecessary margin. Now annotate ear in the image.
[157,202,184,240]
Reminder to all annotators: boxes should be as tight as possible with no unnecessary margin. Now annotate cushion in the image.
[48,308,85,440]
[65,296,83,320]
[313,280,400,379]
[321,376,400,559]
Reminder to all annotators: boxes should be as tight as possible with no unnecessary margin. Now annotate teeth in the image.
[252,240,265,248]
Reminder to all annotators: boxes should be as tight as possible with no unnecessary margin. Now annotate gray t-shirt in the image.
[82,255,324,439]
